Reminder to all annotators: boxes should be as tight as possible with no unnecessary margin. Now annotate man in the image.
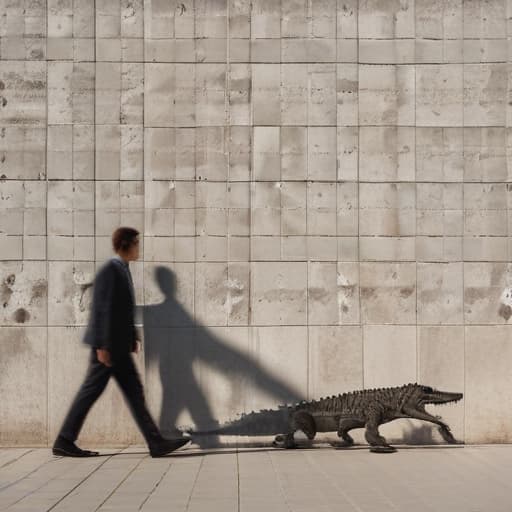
[52,227,190,457]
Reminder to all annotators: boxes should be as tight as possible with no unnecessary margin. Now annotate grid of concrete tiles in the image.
[2,446,512,511]
[0,0,512,446]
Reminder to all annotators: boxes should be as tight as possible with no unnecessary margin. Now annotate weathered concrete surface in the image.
[1,0,512,446]
[1,446,512,511]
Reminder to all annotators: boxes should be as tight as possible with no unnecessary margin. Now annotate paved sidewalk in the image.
[1,444,511,511]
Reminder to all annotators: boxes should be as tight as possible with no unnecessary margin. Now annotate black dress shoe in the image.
[149,437,190,457]
[52,436,99,457]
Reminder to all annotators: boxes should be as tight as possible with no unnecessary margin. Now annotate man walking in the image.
[53,227,189,457]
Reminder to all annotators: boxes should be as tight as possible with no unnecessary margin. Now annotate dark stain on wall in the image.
[399,286,415,298]
[498,304,512,321]
[13,308,30,323]
[1,274,16,308]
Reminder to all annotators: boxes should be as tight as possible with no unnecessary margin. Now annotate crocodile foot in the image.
[273,435,298,449]
[329,440,354,449]
[369,445,397,453]
[438,425,457,444]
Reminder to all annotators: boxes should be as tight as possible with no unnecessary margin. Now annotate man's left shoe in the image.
[149,437,190,457]
[52,436,99,457]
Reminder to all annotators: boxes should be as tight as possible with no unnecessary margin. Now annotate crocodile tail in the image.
[187,408,291,437]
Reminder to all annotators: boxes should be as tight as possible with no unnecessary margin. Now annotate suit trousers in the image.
[58,348,162,447]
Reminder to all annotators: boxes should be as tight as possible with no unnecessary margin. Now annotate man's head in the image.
[112,227,140,261]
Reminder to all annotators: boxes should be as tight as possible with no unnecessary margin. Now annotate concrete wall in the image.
[1,0,512,447]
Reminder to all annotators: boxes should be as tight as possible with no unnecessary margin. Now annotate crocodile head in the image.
[402,384,463,414]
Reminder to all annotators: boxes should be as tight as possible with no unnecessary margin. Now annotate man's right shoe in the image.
[52,436,99,457]
[149,437,190,458]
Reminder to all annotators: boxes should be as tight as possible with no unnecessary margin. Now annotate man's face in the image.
[127,236,140,261]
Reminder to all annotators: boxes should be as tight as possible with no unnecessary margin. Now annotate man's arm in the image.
[93,262,115,353]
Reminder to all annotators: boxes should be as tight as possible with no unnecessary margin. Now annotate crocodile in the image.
[189,383,463,453]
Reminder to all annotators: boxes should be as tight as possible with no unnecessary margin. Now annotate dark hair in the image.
[112,227,139,252]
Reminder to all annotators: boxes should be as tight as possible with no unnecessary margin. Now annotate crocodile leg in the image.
[364,417,397,453]
[291,410,317,440]
[402,407,457,443]
[273,411,316,449]
[333,418,364,447]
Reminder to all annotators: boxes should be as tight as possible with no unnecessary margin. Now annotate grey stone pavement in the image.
[1,444,511,512]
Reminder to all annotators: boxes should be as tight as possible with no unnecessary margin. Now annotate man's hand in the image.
[132,340,142,354]
[96,348,112,367]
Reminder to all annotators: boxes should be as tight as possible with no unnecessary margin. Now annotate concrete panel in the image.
[251,39,280,63]
[416,183,463,236]
[416,39,463,64]
[252,64,280,125]
[144,64,175,127]
[416,65,463,127]
[463,0,506,38]
[359,0,414,38]
[418,326,464,443]
[463,64,507,127]
[253,127,280,181]
[415,128,463,182]
[360,262,416,324]
[337,182,358,236]
[463,236,509,262]
[464,184,508,237]
[251,182,280,236]
[308,262,359,325]
[308,64,336,126]
[308,325,363,399]
[337,127,358,181]
[196,127,229,181]
[48,261,95,326]
[281,127,307,180]
[0,327,47,445]
[95,62,121,125]
[307,127,337,180]
[0,62,46,126]
[229,0,250,38]
[359,183,416,237]
[0,126,46,180]
[282,39,336,63]
[359,237,415,262]
[363,324,418,442]
[281,65,307,125]
[250,262,307,326]
[363,325,417,389]
[229,64,251,125]
[0,261,47,326]
[417,263,463,325]
[195,64,227,127]
[464,263,512,324]
[465,326,512,443]
[281,182,306,236]
[416,0,462,40]
[307,182,336,236]
[359,65,414,125]
[359,127,415,181]
[229,126,251,180]
[463,128,509,182]
[337,0,358,38]
[247,326,307,412]
[251,0,281,39]
[359,39,415,65]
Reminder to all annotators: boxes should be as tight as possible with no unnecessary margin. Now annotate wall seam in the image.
[45,0,49,448]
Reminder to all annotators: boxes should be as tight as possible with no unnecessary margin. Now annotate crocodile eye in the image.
[422,386,433,393]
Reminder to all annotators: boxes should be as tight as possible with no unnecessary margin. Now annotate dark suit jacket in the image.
[82,258,140,355]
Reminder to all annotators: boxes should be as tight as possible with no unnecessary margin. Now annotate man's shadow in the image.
[139,267,305,447]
